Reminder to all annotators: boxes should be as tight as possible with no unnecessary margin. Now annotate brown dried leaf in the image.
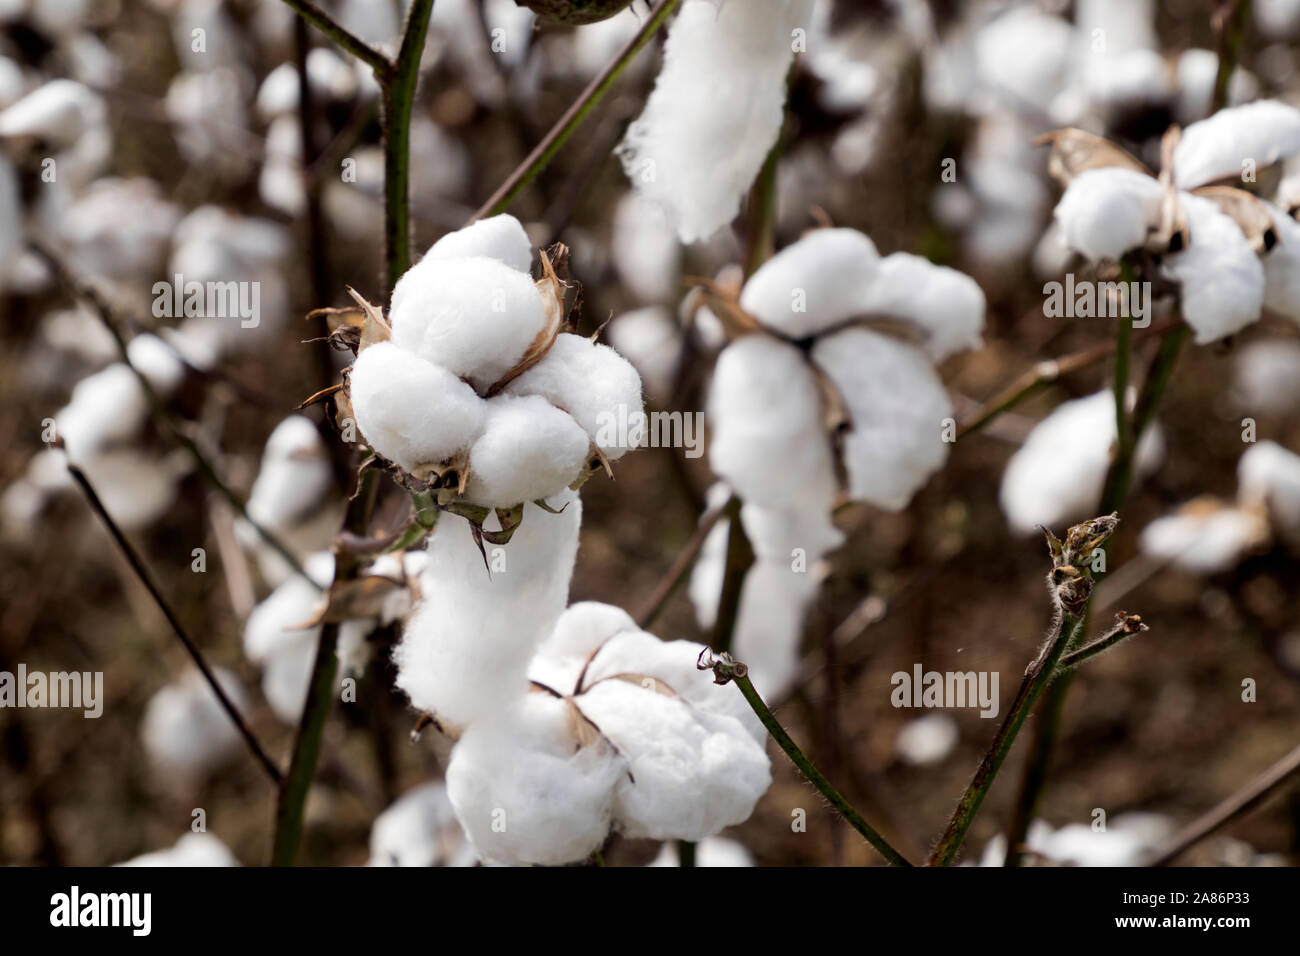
[1035,128,1150,186]
[485,248,566,396]
[346,286,392,352]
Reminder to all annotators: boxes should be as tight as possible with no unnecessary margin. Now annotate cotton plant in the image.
[140,666,251,783]
[688,226,985,696]
[367,780,477,867]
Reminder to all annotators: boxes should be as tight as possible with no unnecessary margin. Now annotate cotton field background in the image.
[1,0,1299,871]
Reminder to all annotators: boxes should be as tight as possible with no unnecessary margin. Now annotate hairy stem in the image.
[277,0,392,77]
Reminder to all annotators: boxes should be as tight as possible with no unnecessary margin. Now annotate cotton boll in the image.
[999,390,1165,535]
[972,7,1073,113]
[40,307,116,366]
[708,336,836,511]
[419,214,534,274]
[502,333,644,461]
[1174,100,1300,190]
[1232,339,1300,415]
[1257,0,1300,39]
[606,306,682,403]
[259,115,304,217]
[529,601,639,694]
[611,192,681,303]
[648,836,754,867]
[730,560,819,700]
[813,328,951,511]
[368,781,476,867]
[56,364,150,461]
[141,667,250,781]
[896,714,959,767]
[62,178,181,283]
[740,501,844,566]
[463,395,591,506]
[1174,49,1257,125]
[1163,192,1265,343]
[855,253,985,363]
[349,342,487,478]
[1029,813,1172,867]
[390,257,546,392]
[394,492,582,726]
[125,334,186,395]
[739,228,880,339]
[243,554,331,722]
[0,79,110,186]
[245,415,333,532]
[446,693,620,866]
[118,832,240,867]
[1139,502,1267,574]
[578,679,770,841]
[1053,167,1166,262]
[1238,441,1300,542]
[618,0,814,242]
[1261,204,1300,324]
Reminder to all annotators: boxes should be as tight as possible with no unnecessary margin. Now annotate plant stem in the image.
[928,613,1083,866]
[733,674,911,865]
[710,495,754,654]
[1058,618,1148,671]
[635,500,728,629]
[467,0,683,223]
[67,464,284,785]
[676,840,696,867]
[1212,0,1252,115]
[277,0,392,77]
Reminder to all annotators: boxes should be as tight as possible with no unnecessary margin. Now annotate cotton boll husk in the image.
[854,252,985,363]
[368,781,476,867]
[463,395,590,506]
[606,306,682,403]
[618,0,814,243]
[528,600,639,694]
[1000,390,1165,535]
[813,328,951,511]
[738,228,880,339]
[1238,441,1300,542]
[390,256,546,392]
[502,333,644,461]
[1139,503,1268,574]
[1163,192,1265,343]
[708,336,836,511]
[419,214,533,274]
[1173,100,1300,190]
[1260,204,1300,324]
[1053,167,1166,262]
[349,341,487,478]
[896,714,959,767]
[577,679,770,841]
[446,692,620,866]
[1232,339,1300,414]
[118,832,240,867]
[394,492,581,726]
[611,192,681,303]
[141,667,249,781]
[648,836,754,867]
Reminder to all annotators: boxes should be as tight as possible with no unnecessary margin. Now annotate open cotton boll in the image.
[708,336,836,511]
[730,560,819,700]
[649,836,754,867]
[813,328,951,511]
[463,395,590,506]
[1232,339,1300,415]
[611,192,681,304]
[896,714,959,767]
[528,601,639,693]
[1163,192,1265,343]
[1173,100,1300,190]
[63,178,182,283]
[394,492,581,726]
[618,0,813,243]
[740,501,844,566]
[141,667,249,781]
[1238,441,1300,541]
[1139,502,1268,574]
[606,306,682,402]
[1053,167,1166,262]
[1174,49,1257,125]
[1261,204,1300,323]
[503,333,644,461]
[125,334,186,395]
[118,832,240,867]
[418,213,534,275]
[446,693,621,866]
[390,256,546,392]
[349,341,487,478]
[739,228,880,339]
[245,415,333,531]
[1000,390,1165,535]
[578,679,770,842]
[972,7,1073,113]
[855,252,986,363]
[368,781,476,867]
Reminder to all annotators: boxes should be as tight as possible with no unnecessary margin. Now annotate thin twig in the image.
[67,463,284,785]
[635,501,729,629]
[1057,613,1149,671]
[277,0,392,77]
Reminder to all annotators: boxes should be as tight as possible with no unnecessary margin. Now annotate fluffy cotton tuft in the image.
[367,781,476,867]
[618,0,814,242]
[1173,100,1300,189]
[1139,502,1268,574]
[421,214,534,273]
[1238,441,1300,541]
[858,253,986,363]
[140,667,249,781]
[462,395,591,506]
[1163,192,1265,343]
[1053,167,1166,262]
[349,341,487,478]
[118,832,240,867]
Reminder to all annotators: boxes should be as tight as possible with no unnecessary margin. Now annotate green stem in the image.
[1211,0,1252,115]
[1058,619,1147,672]
[467,0,683,222]
[676,840,696,867]
[710,495,754,654]
[277,0,392,77]
[734,675,912,866]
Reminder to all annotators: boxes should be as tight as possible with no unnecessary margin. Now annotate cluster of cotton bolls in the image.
[689,226,985,697]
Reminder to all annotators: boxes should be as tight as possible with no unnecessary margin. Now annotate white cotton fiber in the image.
[393,491,581,726]
[856,253,986,363]
[999,390,1165,535]
[1238,441,1300,541]
[708,335,837,511]
[649,836,754,867]
[740,501,845,565]
[349,341,487,477]
[420,214,534,274]
[243,553,331,722]
[503,333,644,461]
[739,228,880,339]
[390,256,546,392]
[577,679,771,841]
[606,306,683,402]
[529,601,640,694]
[618,0,814,242]
[1053,167,1166,262]
[1163,192,1265,343]
[118,832,240,867]
[1261,203,1300,324]
[611,192,681,303]
[1232,339,1300,415]
[125,334,186,394]
[445,693,621,866]
[1173,100,1300,189]
[245,415,334,531]
[141,666,249,781]
[55,364,150,461]
[895,714,959,767]
[812,328,951,511]
[464,395,591,506]
[730,559,820,700]
[368,781,476,867]
[1139,504,1267,574]
[69,450,187,530]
